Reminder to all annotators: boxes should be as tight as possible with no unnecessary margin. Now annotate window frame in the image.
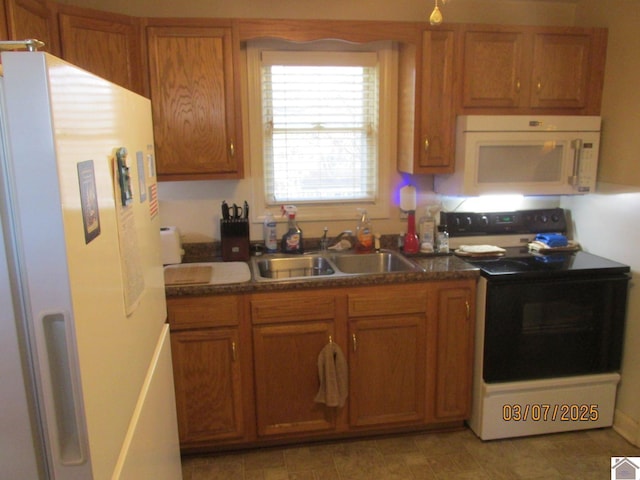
[246,39,397,223]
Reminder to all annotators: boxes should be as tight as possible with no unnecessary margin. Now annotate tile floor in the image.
[181,426,640,479]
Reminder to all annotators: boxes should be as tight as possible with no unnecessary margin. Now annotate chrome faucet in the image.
[320,226,329,251]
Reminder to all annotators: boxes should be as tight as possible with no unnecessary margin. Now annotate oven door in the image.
[482,274,628,383]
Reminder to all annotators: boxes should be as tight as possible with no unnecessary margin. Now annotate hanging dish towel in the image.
[314,341,348,408]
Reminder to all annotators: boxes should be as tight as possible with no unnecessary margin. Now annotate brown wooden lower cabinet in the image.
[429,281,476,421]
[252,321,338,437]
[346,286,429,429]
[167,295,253,449]
[170,328,245,444]
[348,315,426,428]
[167,279,476,452]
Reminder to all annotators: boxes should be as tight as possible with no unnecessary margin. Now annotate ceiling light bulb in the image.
[429,0,443,25]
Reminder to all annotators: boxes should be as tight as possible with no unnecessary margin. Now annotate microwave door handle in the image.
[569,139,583,187]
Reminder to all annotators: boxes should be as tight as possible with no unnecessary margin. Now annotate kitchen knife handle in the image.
[221,201,230,220]
[232,204,242,219]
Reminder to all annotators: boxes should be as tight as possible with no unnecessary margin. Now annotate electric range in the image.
[441,208,631,440]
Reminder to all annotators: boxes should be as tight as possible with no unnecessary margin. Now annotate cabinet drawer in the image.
[167,295,240,330]
[348,288,427,317]
[251,292,336,324]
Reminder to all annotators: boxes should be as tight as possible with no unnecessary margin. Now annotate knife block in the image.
[220,219,250,262]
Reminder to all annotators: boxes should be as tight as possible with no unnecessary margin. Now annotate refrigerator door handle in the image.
[42,312,89,466]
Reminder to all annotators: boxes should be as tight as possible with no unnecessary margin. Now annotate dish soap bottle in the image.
[355,209,374,253]
[281,205,303,254]
[263,212,278,253]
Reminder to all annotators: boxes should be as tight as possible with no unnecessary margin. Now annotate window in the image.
[247,40,397,221]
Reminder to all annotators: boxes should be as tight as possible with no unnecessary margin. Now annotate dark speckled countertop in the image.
[164,251,480,297]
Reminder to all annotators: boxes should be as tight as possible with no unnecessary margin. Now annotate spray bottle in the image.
[280,205,303,254]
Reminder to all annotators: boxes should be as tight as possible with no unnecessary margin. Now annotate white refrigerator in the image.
[0,50,182,478]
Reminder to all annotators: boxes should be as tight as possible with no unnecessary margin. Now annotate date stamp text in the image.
[502,404,599,422]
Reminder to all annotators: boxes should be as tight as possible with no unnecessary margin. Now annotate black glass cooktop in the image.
[466,247,630,279]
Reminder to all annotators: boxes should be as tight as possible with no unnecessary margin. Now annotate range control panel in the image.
[441,208,567,237]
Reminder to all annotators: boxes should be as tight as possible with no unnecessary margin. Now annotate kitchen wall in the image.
[565,0,640,447]
[61,0,640,446]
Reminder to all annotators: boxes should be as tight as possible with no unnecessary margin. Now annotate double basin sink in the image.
[252,250,424,282]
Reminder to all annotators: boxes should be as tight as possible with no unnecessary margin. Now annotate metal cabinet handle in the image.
[536,79,542,93]
[352,334,357,353]
[515,80,521,93]
[231,341,237,362]
[229,141,235,158]
[424,138,430,152]
[465,301,470,321]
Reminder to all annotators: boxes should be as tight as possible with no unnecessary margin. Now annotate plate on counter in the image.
[454,245,506,258]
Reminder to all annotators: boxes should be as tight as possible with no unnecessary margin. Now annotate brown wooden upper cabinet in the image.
[58,6,145,95]
[3,0,59,54]
[398,26,457,175]
[146,23,244,181]
[460,26,607,114]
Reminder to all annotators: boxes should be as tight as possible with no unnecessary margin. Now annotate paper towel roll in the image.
[160,226,184,265]
[400,185,416,211]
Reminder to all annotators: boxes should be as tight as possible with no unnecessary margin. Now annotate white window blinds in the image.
[260,51,380,204]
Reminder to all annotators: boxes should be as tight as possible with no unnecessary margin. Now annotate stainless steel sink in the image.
[251,250,423,282]
[254,254,336,280]
[328,251,422,274]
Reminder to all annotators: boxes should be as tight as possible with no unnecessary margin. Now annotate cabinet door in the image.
[147,25,243,180]
[462,30,526,108]
[58,9,144,95]
[170,328,245,445]
[252,321,337,437]
[5,0,59,54]
[348,315,426,428]
[419,28,456,173]
[530,32,591,110]
[0,0,8,39]
[432,282,475,420]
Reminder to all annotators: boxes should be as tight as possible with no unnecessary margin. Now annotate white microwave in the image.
[434,115,601,196]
